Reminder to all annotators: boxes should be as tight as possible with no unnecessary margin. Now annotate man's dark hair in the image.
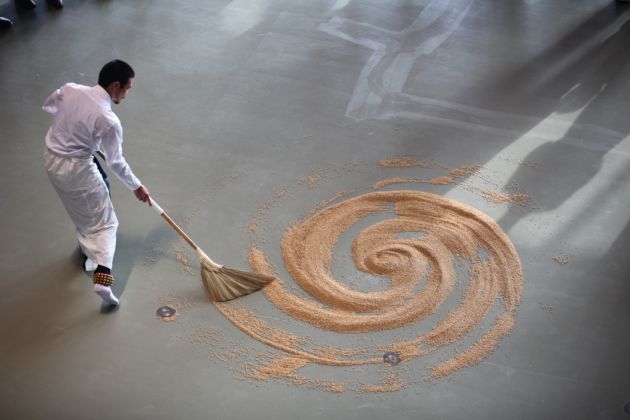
[98,60,135,89]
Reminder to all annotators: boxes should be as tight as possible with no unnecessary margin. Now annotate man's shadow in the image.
[0,221,190,376]
[495,17,630,233]
[392,3,630,206]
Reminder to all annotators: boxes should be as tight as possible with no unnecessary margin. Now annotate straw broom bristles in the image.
[150,198,275,302]
[200,254,276,302]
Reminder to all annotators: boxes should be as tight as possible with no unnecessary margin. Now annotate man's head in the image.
[98,60,134,104]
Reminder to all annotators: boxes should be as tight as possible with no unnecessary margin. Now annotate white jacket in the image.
[43,83,141,190]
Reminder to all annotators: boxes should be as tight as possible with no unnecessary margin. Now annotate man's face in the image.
[110,78,133,104]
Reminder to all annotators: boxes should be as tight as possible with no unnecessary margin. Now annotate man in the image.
[43,60,151,306]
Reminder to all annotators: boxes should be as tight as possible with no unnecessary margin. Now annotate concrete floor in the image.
[1,0,629,419]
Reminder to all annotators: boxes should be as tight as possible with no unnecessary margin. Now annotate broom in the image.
[149,198,275,302]
[92,151,273,301]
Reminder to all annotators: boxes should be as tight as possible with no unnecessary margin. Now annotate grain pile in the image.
[449,165,481,177]
[426,176,454,185]
[379,157,432,168]
[217,188,522,387]
[168,158,525,393]
[481,191,529,204]
[373,177,418,190]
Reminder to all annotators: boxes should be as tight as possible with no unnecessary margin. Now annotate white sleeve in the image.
[101,123,142,191]
[42,87,63,114]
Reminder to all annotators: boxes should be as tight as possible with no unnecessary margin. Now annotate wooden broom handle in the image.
[92,154,197,251]
[150,198,199,251]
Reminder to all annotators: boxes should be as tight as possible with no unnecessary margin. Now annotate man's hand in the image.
[134,185,151,205]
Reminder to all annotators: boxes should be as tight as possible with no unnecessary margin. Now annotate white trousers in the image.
[44,149,118,268]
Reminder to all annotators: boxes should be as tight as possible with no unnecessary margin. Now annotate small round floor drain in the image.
[156,305,177,320]
[383,351,401,366]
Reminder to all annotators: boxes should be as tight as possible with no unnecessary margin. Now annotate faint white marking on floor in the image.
[218,0,271,38]
[318,1,629,147]
[329,0,351,14]
[319,0,472,121]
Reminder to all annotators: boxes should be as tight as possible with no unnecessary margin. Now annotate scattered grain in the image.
[357,374,406,393]
[553,255,569,265]
[481,191,529,204]
[379,157,432,168]
[426,176,454,185]
[373,177,418,190]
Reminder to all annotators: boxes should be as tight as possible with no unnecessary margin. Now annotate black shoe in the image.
[0,17,13,28]
[18,0,37,10]
[47,0,62,9]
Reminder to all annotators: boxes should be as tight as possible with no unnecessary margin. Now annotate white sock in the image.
[84,258,98,272]
[94,284,120,306]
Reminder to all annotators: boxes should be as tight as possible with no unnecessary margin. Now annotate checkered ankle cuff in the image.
[93,272,114,287]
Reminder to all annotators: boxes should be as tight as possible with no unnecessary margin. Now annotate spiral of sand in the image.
[217,190,522,380]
